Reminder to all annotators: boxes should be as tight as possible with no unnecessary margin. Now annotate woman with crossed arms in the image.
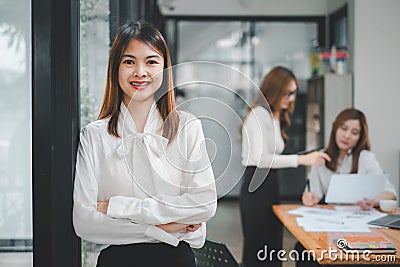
[73,21,217,267]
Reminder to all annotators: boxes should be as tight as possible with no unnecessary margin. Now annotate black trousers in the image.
[240,167,282,267]
[96,242,195,267]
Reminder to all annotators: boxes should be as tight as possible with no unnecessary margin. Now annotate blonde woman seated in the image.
[302,108,396,210]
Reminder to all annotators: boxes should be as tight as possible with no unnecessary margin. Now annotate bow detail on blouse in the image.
[114,102,179,188]
[116,131,169,159]
[115,130,178,188]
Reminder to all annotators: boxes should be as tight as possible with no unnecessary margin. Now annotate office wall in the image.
[353,0,400,194]
[160,0,400,195]
[159,0,328,16]
[327,0,348,13]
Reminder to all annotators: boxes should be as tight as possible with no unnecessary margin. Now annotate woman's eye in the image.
[124,59,134,65]
[148,60,158,65]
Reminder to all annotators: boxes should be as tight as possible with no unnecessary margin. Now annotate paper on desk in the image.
[287,206,336,216]
[303,224,371,232]
[334,206,387,225]
[289,206,346,225]
[289,206,383,232]
[296,216,371,232]
[334,205,361,212]
[296,216,317,227]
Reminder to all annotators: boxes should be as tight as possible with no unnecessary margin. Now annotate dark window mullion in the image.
[32,0,81,266]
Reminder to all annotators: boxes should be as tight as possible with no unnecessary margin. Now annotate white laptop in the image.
[325,173,388,204]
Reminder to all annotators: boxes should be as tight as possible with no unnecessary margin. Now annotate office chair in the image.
[192,239,240,267]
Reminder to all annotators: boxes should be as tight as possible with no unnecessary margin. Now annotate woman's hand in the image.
[298,152,331,166]
[157,223,201,233]
[184,223,202,233]
[97,201,109,214]
[302,192,319,206]
[356,198,376,210]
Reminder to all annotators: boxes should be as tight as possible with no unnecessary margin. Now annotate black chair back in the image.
[192,239,240,267]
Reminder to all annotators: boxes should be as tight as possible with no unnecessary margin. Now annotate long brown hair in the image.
[98,20,179,142]
[325,108,370,173]
[247,66,298,143]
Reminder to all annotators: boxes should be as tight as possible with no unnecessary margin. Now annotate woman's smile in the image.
[130,80,151,90]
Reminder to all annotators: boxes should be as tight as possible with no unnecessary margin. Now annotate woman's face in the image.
[279,80,297,110]
[118,39,164,106]
[335,119,361,153]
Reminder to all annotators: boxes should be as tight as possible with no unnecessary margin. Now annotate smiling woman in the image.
[72,21,217,267]
[118,39,165,116]
[98,21,179,140]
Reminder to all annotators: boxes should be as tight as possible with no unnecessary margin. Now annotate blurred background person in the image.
[240,66,330,267]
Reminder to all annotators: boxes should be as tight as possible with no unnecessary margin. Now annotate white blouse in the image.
[241,106,298,168]
[306,150,397,200]
[73,102,217,249]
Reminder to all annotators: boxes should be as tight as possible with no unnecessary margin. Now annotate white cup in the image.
[379,200,397,212]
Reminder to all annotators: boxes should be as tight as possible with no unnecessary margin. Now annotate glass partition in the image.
[173,20,318,198]
[80,0,110,266]
[0,0,33,265]
[80,0,110,128]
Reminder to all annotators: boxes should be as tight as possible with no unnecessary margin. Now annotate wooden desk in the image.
[273,204,400,265]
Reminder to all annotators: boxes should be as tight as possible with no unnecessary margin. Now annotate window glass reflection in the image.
[80,0,110,266]
[173,21,317,198]
[0,0,33,265]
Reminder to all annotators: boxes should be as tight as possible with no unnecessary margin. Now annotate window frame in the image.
[32,0,81,266]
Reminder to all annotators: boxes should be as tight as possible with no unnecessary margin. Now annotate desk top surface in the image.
[273,204,400,265]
